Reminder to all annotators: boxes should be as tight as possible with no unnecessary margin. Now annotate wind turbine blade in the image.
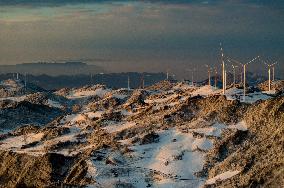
[246,56,259,65]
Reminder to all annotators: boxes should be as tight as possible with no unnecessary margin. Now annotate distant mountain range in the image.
[0,62,105,76]
[0,61,274,90]
[0,72,168,90]
[0,71,271,91]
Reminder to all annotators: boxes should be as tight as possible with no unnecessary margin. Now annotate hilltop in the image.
[0,80,283,187]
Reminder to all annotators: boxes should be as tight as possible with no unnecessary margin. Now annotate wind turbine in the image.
[231,65,238,87]
[127,75,130,91]
[205,64,212,86]
[214,67,218,88]
[186,68,196,86]
[227,56,259,102]
[261,58,277,92]
[166,69,169,80]
[225,70,227,89]
[272,64,277,90]
[220,43,227,94]
[239,65,243,85]
[140,74,145,89]
[172,74,176,81]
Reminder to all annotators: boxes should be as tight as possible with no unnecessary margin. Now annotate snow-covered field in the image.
[0,118,248,187]
[84,120,247,187]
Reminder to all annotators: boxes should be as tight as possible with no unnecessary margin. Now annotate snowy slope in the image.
[0,81,280,187]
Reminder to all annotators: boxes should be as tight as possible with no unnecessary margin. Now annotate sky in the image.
[0,0,283,79]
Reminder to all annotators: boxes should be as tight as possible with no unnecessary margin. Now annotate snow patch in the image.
[192,137,213,150]
[0,133,44,150]
[85,111,104,119]
[191,123,226,137]
[104,122,136,133]
[262,90,277,95]
[205,170,241,185]
[67,87,110,99]
[0,95,27,102]
[112,93,128,99]
[129,129,212,186]
[240,92,272,103]
[47,99,63,109]
[144,94,179,104]
[228,121,247,131]
[86,159,97,178]
[191,85,221,97]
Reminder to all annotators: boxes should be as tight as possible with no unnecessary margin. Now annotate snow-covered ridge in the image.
[0,108,249,187]
[0,80,281,187]
[66,85,111,99]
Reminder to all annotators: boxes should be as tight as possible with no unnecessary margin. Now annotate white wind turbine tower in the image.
[127,75,130,91]
[225,70,227,89]
[205,64,212,86]
[172,74,176,81]
[231,65,238,87]
[272,63,277,90]
[227,56,259,102]
[239,65,243,85]
[191,68,196,86]
[140,74,145,89]
[220,43,226,94]
[261,58,277,92]
[186,67,196,86]
[214,67,218,88]
[166,69,169,80]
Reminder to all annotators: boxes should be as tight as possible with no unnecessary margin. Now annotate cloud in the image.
[0,0,283,79]
[0,0,108,7]
[0,0,283,8]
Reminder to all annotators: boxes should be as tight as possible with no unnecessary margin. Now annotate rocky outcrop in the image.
[146,80,174,91]
[0,151,92,188]
[0,79,45,98]
[189,95,248,124]
[124,90,148,110]
[204,97,284,187]
[139,132,159,145]
[0,101,63,130]
[258,80,284,93]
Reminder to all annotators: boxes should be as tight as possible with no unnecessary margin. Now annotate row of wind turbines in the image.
[175,43,278,102]
[221,43,277,100]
